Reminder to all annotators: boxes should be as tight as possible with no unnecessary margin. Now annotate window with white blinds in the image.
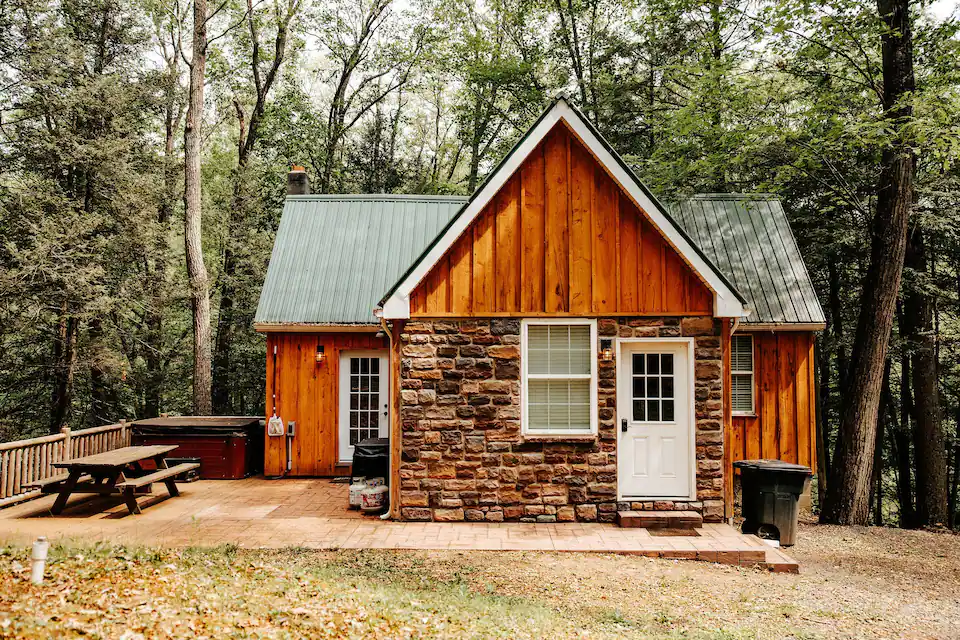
[731,334,754,414]
[523,321,597,435]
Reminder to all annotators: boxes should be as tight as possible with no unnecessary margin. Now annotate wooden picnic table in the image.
[29,445,199,515]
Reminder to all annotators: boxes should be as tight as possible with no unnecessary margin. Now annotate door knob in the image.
[621,418,627,433]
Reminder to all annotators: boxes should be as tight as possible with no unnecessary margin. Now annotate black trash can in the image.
[352,438,389,484]
[734,459,812,546]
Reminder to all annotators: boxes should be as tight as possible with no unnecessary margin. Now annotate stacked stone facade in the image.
[397,316,725,523]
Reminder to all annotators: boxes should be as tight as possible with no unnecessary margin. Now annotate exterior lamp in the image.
[315,344,326,364]
[600,339,614,362]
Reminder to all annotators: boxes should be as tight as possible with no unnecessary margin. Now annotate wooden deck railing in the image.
[0,421,130,508]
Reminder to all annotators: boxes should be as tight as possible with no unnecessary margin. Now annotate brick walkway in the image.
[0,477,797,571]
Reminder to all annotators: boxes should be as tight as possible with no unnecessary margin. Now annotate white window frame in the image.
[520,318,598,437]
[731,334,755,416]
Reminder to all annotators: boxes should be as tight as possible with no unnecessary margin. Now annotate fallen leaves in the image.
[0,526,957,638]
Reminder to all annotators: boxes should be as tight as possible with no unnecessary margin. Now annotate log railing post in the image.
[60,426,72,462]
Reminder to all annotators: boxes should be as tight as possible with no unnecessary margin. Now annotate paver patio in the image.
[0,477,798,571]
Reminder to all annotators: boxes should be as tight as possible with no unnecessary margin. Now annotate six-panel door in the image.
[617,340,693,499]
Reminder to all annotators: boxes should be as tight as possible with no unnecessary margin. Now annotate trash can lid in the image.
[733,459,812,474]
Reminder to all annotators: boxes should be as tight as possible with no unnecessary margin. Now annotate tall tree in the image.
[315,0,406,192]
[902,224,949,525]
[212,0,301,414]
[821,0,916,525]
[143,2,186,417]
[184,0,212,414]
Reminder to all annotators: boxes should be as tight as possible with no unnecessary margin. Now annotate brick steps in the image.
[616,510,703,529]
[761,547,801,573]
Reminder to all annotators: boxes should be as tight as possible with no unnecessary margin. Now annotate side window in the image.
[731,334,754,414]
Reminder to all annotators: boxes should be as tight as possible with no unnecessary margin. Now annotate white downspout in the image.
[378,313,395,521]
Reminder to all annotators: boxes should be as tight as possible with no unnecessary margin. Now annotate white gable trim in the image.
[380,98,747,319]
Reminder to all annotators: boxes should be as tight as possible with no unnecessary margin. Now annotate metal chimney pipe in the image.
[287,165,310,196]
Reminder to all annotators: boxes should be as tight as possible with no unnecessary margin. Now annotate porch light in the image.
[315,344,326,364]
[600,339,613,361]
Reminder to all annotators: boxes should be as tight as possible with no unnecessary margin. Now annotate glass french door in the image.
[338,351,389,463]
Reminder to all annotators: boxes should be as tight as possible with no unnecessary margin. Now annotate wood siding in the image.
[410,124,713,317]
[264,332,387,477]
[729,331,817,471]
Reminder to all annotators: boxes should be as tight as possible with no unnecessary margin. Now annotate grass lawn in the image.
[0,523,957,639]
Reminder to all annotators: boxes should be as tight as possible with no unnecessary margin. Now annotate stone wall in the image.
[397,316,725,523]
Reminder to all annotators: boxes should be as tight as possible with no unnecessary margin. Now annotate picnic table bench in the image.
[28,445,199,515]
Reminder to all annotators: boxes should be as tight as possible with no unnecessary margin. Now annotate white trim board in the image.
[379,97,748,320]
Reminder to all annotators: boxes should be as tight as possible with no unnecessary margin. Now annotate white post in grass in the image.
[31,536,49,585]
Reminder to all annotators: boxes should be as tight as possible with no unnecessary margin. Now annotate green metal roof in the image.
[254,194,467,326]
[257,193,823,327]
[671,195,825,326]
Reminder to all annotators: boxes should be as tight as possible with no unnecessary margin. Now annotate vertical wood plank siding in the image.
[729,331,818,471]
[264,332,387,477]
[410,123,713,317]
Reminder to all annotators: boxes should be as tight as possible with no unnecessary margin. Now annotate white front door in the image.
[617,340,694,499]
[338,350,389,463]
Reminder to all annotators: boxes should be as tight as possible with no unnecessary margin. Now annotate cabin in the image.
[254,97,824,523]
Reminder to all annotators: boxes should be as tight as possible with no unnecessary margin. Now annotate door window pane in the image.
[647,400,660,421]
[661,354,673,375]
[631,351,677,423]
[662,399,675,421]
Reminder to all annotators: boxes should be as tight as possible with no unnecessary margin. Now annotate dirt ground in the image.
[0,522,957,639]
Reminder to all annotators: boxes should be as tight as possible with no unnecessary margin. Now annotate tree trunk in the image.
[902,226,949,526]
[894,345,917,527]
[467,96,483,193]
[873,359,892,526]
[212,3,295,412]
[144,47,181,418]
[815,337,830,509]
[948,438,958,529]
[184,0,212,415]
[828,259,848,391]
[49,304,78,434]
[821,0,915,525]
[87,316,113,426]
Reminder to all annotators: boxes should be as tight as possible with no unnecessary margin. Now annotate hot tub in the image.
[131,416,264,479]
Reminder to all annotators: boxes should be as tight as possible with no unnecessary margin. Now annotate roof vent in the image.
[287,165,310,196]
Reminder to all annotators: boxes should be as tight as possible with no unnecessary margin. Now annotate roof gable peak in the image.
[379,97,748,319]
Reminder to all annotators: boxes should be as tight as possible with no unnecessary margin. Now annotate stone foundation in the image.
[397,316,725,523]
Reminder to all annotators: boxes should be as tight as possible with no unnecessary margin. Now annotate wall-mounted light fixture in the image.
[315,344,326,364]
[600,339,613,362]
